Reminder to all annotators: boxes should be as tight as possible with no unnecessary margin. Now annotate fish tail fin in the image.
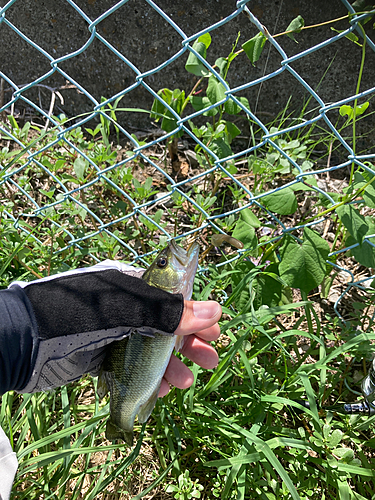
[105,419,134,446]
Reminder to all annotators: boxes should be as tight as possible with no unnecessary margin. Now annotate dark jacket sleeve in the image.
[0,286,39,395]
[0,269,184,395]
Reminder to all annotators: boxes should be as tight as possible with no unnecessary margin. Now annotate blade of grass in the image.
[61,385,71,469]
[222,445,250,500]
[19,443,126,475]
[130,455,179,500]
[204,402,301,500]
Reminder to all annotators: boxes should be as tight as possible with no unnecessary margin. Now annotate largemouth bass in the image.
[98,240,199,445]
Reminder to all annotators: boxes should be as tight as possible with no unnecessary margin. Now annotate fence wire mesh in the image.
[0,0,375,319]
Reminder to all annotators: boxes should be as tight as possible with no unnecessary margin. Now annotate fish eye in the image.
[157,257,168,268]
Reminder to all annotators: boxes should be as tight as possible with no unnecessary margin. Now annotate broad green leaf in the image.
[190,95,218,116]
[239,96,250,110]
[230,261,255,312]
[339,105,353,119]
[224,96,250,115]
[362,181,375,209]
[286,15,305,42]
[197,32,211,50]
[39,188,55,199]
[328,429,343,448]
[353,171,375,208]
[206,138,232,161]
[185,33,211,76]
[336,204,368,244]
[319,191,341,207]
[73,156,88,181]
[333,447,354,462]
[279,227,330,293]
[262,187,297,215]
[206,76,226,105]
[150,88,185,135]
[232,210,259,249]
[253,264,283,309]
[290,177,318,191]
[339,101,369,119]
[242,32,267,64]
[347,217,375,267]
[224,121,241,143]
[353,101,368,116]
[150,88,172,120]
[239,208,261,228]
[215,56,228,76]
[224,97,240,115]
[331,27,361,46]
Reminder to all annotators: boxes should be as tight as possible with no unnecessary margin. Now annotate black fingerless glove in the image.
[0,262,184,394]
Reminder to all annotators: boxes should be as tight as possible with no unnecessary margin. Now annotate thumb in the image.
[174,300,222,336]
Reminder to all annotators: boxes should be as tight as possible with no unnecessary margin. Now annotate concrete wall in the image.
[1,0,374,134]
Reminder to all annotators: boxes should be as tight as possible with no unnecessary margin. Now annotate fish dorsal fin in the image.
[137,384,161,423]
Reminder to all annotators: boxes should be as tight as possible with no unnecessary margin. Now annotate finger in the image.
[158,378,171,398]
[175,301,222,336]
[162,354,194,390]
[180,335,219,369]
[193,323,221,342]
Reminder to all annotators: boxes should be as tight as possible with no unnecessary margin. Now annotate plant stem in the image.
[132,215,147,253]
[301,290,314,335]
[349,22,367,186]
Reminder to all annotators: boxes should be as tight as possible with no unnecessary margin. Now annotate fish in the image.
[98,239,200,445]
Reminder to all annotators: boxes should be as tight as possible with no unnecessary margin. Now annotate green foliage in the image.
[279,228,330,293]
[286,15,305,42]
[242,32,267,65]
[185,33,212,77]
[339,101,370,119]
[166,470,204,499]
[1,8,375,500]
[150,88,186,137]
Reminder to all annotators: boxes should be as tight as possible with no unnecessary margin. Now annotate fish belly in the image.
[103,331,176,444]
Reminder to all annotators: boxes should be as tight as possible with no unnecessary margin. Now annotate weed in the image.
[1,7,375,500]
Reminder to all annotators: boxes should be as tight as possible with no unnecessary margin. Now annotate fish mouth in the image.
[169,239,199,266]
[168,240,199,298]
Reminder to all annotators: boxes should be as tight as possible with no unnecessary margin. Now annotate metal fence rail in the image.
[1,0,375,317]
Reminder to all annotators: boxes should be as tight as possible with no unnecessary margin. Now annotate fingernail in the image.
[193,301,220,319]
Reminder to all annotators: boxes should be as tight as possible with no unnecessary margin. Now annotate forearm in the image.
[0,262,184,395]
[0,286,38,395]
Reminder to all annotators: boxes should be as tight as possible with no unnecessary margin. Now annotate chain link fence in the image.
[1,0,375,318]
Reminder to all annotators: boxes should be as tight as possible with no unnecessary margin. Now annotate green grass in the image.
[1,93,375,498]
[3,288,375,499]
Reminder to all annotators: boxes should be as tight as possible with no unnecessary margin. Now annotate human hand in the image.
[158,300,222,397]
[8,261,185,394]
[5,260,221,396]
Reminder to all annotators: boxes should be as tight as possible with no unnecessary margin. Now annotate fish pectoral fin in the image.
[174,335,185,352]
[97,369,110,399]
[138,385,161,423]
